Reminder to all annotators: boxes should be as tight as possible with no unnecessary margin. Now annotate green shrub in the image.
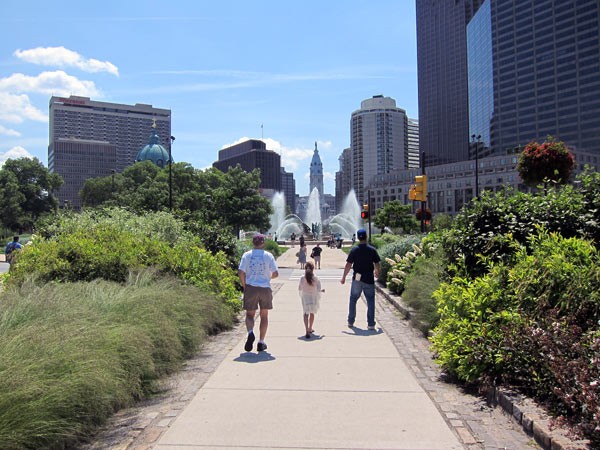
[370,233,403,248]
[377,235,423,286]
[7,209,242,313]
[263,238,283,257]
[0,270,234,450]
[431,230,600,443]
[442,182,588,279]
[160,244,241,313]
[385,245,421,295]
[401,242,446,333]
[430,264,521,383]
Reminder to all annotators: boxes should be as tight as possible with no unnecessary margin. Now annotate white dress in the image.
[298,276,322,314]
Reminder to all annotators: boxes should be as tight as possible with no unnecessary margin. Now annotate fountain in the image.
[305,187,322,231]
[269,192,286,236]
[324,189,361,239]
[269,192,304,239]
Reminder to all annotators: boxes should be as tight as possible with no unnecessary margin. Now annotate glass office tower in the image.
[418,0,600,166]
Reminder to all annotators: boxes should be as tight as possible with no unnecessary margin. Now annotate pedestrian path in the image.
[288,268,343,281]
[153,246,464,450]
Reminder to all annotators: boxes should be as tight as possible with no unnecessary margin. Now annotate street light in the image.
[471,134,481,198]
[169,135,175,211]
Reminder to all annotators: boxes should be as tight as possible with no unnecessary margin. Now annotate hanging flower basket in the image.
[415,207,432,221]
[517,136,574,185]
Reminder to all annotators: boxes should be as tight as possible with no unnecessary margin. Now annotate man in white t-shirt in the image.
[238,233,279,352]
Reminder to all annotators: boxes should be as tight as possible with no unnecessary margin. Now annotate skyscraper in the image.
[407,118,420,169]
[350,95,408,204]
[213,139,282,191]
[281,167,296,213]
[471,0,600,158]
[417,0,483,166]
[335,147,352,208]
[48,96,171,208]
[417,0,600,166]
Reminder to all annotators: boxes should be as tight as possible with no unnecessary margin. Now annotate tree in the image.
[210,165,272,238]
[373,200,417,234]
[0,157,62,231]
[517,136,575,186]
[79,162,271,238]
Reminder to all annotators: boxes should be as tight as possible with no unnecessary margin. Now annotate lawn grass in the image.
[0,269,235,450]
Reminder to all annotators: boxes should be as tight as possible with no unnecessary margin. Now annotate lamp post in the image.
[169,135,175,211]
[367,190,372,243]
[471,134,481,198]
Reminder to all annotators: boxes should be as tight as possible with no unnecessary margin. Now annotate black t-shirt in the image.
[346,243,381,284]
[312,246,322,257]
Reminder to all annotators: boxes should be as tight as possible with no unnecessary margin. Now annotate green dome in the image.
[136,127,171,168]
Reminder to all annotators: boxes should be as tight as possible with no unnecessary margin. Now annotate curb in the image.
[376,284,590,450]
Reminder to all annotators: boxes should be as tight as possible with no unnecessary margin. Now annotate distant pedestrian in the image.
[238,233,279,352]
[340,228,381,330]
[299,234,305,248]
[298,262,324,338]
[4,236,22,265]
[351,233,356,246]
[290,232,296,247]
[297,244,307,269]
[310,243,323,269]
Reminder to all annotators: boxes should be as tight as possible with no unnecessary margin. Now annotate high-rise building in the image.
[417,0,600,166]
[281,168,296,213]
[213,139,282,191]
[470,0,600,159]
[407,118,420,169]
[51,138,116,209]
[417,1,483,166]
[48,96,171,208]
[335,147,352,208]
[350,95,408,204]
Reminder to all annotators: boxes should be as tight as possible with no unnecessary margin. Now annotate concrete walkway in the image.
[154,246,464,450]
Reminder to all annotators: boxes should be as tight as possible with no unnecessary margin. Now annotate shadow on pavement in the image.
[341,327,384,336]
[233,352,276,363]
[296,334,325,341]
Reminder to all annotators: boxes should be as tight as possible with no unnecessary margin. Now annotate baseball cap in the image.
[253,233,265,246]
[357,228,367,239]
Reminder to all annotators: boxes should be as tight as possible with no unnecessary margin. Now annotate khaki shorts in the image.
[243,285,273,311]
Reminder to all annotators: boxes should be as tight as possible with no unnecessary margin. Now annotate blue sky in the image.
[0,0,418,196]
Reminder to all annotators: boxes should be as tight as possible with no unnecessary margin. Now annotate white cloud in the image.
[221,136,313,171]
[15,46,119,76]
[0,125,21,137]
[0,146,33,166]
[0,92,47,123]
[0,71,100,97]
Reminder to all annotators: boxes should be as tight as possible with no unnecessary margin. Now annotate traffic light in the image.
[409,175,428,202]
[361,204,369,219]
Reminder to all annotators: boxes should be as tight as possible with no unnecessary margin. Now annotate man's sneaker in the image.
[368,325,376,331]
[244,332,255,352]
[257,342,268,352]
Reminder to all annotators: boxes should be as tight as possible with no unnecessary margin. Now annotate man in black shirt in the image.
[310,243,323,269]
[340,228,381,330]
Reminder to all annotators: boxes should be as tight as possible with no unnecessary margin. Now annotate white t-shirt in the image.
[238,249,278,288]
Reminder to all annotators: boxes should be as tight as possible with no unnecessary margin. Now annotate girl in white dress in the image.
[298,262,324,339]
